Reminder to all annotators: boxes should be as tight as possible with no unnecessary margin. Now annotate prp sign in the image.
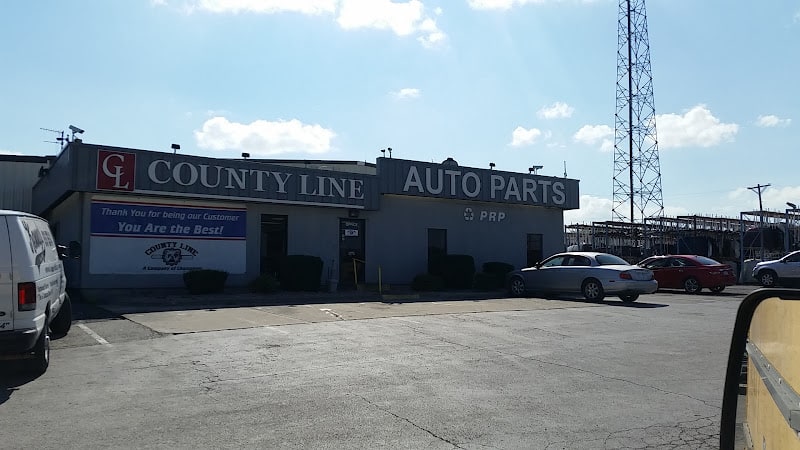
[97,150,136,192]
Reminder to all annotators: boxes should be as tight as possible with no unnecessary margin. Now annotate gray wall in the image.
[365,195,565,285]
[47,192,84,288]
[245,202,347,286]
[0,155,54,213]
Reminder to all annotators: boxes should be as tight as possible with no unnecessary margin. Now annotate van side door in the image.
[0,217,13,331]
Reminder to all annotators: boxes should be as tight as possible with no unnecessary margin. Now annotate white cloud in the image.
[188,0,445,47]
[468,0,599,10]
[563,195,612,224]
[392,88,421,99]
[755,114,791,128]
[467,0,544,10]
[510,126,543,147]
[573,124,613,152]
[194,116,336,155]
[337,0,445,47]
[537,102,574,119]
[656,105,738,149]
[794,9,800,23]
[729,185,800,212]
[194,0,337,14]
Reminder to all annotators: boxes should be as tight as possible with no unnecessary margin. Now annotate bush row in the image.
[412,257,514,292]
[183,254,324,294]
[182,255,515,294]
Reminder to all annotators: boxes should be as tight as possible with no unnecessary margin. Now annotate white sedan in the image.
[507,252,658,303]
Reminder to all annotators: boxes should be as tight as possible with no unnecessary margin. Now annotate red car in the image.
[637,255,737,293]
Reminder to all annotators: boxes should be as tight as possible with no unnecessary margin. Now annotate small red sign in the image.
[97,150,136,191]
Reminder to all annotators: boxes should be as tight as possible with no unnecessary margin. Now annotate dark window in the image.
[595,254,630,266]
[670,258,690,267]
[694,256,721,266]
[260,215,288,278]
[540,255,566,268]
[565,255,591,266]
[526,234,543,267]
[643,258,668,269]
[427,229,447,275]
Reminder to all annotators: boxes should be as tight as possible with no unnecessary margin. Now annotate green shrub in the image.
[411,273,445,291]
[279,255,323,291]
[482,262,515,288]
[441,254,476,289]
[183,269,228,294]
[473,272,497,291]
[427,249,447,277]
[249,273,280,293]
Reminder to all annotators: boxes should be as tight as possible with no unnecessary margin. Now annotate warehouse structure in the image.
[28,141,580,291]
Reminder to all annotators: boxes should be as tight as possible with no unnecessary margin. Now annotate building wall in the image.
[0,155,54,213]
[365,195,565,284]
[28,143,578,291]
[245,201,352,287]
[47,192,84,288]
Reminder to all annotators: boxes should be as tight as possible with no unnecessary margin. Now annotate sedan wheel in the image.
[710,286,725,293]
[683,277,701,294]
[758,270,776,287]
[508,277,526,297]
[581,279,605,302]
[619,294,639,303]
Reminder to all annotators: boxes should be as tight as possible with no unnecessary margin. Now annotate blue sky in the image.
[2,0,798,223]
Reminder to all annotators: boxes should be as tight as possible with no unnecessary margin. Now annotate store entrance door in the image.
[339,219,365,289]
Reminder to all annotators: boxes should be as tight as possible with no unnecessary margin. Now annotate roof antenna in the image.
[564,161,568,178]
[41,127,67,150]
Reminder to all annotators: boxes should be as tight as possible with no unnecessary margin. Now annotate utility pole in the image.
[748,183,770,259]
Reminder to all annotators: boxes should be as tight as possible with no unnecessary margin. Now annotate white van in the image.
[0,210,71,373]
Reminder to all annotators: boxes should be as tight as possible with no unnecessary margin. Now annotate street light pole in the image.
[748,183,770,259]
[787,202,798,253]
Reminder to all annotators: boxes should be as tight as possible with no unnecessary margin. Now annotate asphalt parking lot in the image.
[1,286,758,449]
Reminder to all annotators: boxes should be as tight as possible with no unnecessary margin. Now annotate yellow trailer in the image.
[721,289,800,449]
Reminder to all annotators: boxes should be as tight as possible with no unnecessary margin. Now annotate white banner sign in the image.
[89,237,246,274]
[89,200,247,274]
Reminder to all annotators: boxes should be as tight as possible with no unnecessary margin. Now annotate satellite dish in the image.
[442,157,458,166]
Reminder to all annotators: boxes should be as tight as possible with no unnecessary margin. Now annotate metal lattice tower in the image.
[612,0,664,224]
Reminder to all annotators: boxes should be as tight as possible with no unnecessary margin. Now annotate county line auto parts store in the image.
[31,141,579,291]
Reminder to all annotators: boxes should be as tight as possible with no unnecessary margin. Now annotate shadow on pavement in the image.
[84,288,511,315]
[0,363,41,406]
[601,301,669,309]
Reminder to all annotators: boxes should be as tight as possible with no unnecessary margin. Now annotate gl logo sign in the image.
[97,150,136,191]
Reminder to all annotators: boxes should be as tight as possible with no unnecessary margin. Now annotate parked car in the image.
[751,250,800,287]
[0,210,72,374]
[506,252,657,302]
[637,255,737,294]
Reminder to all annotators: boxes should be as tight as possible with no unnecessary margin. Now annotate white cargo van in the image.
[0,210,71,374]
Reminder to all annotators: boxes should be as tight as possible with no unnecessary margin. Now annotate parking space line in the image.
[77,323,112,347]
[263,326,289,335]
[394,317,422,325]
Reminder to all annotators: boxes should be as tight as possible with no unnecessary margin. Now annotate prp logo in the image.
[97,150,136,191]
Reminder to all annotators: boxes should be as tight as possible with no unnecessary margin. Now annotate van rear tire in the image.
[30,326,50,375]
[50,293,72,336]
